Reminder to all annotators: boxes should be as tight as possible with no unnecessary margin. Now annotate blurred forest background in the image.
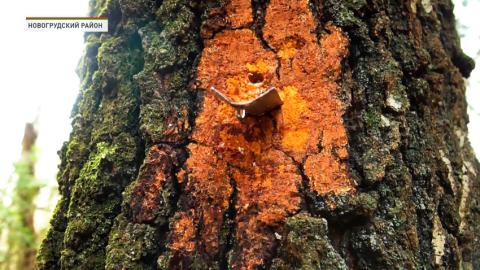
[0,0,478,269]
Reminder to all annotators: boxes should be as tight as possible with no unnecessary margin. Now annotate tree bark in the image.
[6,123,39,270]
[37,0,479,269]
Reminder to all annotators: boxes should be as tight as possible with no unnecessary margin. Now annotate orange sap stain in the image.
[304,152,352,195]
[277,85,309,152]
[225,0,253,28]
[225,75,264,102]
[129,145,174,223]
[169,144,232,259]
[277,38,306,60]
[169,0,354,269]
[230,149,302,269]
[246,59,271,74]
[170,211,196,253]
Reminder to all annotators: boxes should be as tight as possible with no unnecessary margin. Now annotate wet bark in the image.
[37,0,479,269]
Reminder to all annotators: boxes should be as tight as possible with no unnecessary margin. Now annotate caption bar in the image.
[26,17,108,32]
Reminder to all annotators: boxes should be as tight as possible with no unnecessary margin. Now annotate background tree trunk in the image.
[15,123,39,270]
[37,0,479,269]
[4,123,40,270]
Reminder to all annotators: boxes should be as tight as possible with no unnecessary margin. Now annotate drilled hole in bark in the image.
[248,72,264,84]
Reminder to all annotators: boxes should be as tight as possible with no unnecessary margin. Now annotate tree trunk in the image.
[6,123,39,270]
[37,0,479,269]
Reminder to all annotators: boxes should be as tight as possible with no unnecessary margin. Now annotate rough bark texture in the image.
[37,0,479,269]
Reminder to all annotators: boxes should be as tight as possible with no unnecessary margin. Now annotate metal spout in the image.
[209,86,283,119]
